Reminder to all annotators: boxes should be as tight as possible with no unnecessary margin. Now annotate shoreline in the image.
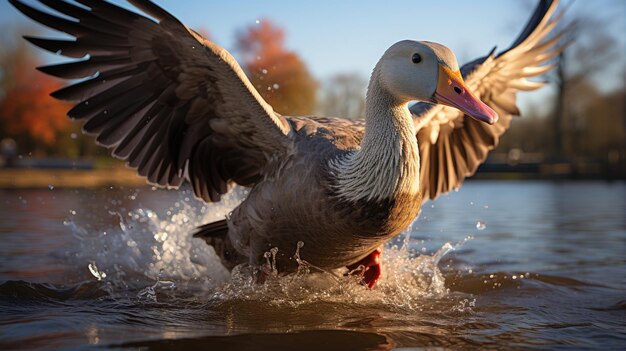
[0,168,147,188]
[0,167,624,189]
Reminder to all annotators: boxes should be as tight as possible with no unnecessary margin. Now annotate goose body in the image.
[11,0,565,287]
[231,103,421,271]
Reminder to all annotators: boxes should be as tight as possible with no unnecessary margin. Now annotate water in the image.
[0,181,624,350]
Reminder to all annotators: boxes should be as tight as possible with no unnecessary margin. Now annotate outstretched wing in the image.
[411,0,566,202]
[10,0,293,202]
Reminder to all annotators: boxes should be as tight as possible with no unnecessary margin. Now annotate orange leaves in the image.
[1,71,69,146]
[238,21,285,55]
[237,20,317,116]
[0,44,70,149]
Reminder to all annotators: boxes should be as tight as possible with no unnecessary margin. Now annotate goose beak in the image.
[433,64,499,124]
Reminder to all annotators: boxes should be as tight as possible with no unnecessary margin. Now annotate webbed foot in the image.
[346,246,382,288]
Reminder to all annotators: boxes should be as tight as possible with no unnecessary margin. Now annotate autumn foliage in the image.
[0,41,71,153]
[237,20,317,115]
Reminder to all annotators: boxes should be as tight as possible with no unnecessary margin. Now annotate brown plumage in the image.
[11,0,565,282]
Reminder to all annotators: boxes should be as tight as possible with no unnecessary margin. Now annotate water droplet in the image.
[88,262,106,281]
[103,110,108,115]
[262,247,279,275]
[293,241,305,266]
[255,19,260,24]
[272,83,279,90]
[48,184,54,190]
[70,133,77,139]
[84,101,89,106]
[476,221,486,230]
[154,231,168,242]
[261,68,268,74]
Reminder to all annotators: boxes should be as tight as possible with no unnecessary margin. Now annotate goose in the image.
[11,0,565,288]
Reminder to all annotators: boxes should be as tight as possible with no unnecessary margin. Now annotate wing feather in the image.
[11,0,294,202]
[411,0,566,203]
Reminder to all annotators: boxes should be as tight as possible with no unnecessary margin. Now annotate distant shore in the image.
[1,166,624,189]
[0,167,146,188]
[0,155,624,188]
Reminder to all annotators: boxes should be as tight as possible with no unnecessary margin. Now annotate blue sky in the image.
[1,0,625,111]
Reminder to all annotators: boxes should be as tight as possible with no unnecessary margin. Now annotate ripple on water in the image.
[2,183,625,350]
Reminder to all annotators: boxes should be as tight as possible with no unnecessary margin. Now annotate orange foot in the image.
[346,246,382,288]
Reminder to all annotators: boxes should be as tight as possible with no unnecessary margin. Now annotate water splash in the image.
[66,188,236,291]
[137,269,177,302]
[262,247,279,277]
[453,298,476,312]
[64,187,468,310]
[207,237,465,310]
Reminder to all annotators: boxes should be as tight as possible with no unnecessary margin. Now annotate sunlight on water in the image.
[63,187,467,310]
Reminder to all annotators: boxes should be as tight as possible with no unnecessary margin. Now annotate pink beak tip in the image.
[481,109,499,125]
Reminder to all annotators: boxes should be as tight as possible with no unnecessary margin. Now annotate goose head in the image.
[377,40,498,124]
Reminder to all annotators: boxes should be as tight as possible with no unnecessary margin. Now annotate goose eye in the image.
[412,53,422,64]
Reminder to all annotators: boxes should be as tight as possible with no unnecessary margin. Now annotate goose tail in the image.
[193,219,242,269]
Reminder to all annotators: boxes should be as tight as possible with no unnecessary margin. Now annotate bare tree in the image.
[552,15,621,159]
[317,73,367,120]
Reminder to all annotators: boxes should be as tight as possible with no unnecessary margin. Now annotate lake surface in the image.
[0,181,624,350]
